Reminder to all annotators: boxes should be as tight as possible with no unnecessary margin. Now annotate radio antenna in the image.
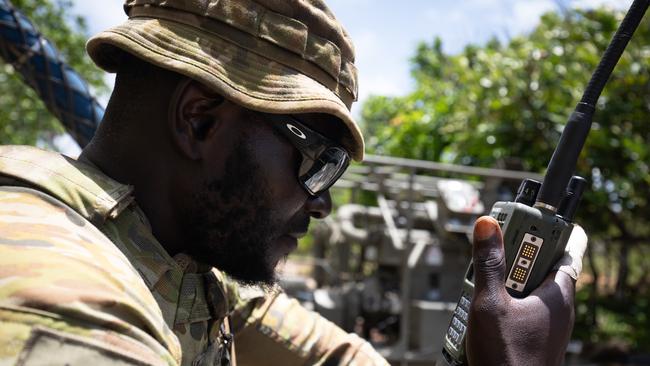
[536,0,649,209]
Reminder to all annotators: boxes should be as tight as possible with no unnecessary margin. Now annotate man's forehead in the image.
[188,84,353,154]
[88,0,364,161]
[186,79,347,145]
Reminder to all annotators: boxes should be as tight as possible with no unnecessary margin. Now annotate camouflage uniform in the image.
[1,0,389,364]
[0,145,388,365]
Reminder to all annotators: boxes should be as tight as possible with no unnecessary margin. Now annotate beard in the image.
[180,141,284,286]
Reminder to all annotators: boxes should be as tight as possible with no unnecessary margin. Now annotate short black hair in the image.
[96,52,185,138]
[110,51,184,113]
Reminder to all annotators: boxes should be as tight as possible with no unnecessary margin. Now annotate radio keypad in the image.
[446,292,472,349]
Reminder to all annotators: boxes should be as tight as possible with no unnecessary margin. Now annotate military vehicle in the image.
[0,2,542,364]
[280,155,542,365]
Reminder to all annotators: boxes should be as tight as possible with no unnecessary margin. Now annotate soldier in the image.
[0,0,586,365]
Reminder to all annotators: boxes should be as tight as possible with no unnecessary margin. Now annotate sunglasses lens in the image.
[301,147,350,195]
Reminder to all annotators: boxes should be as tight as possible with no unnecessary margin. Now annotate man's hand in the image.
[466,216,587,366]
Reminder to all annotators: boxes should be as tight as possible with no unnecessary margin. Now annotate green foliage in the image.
[0,0,106,146]
[361,8,650,351]
[575,286,650,350]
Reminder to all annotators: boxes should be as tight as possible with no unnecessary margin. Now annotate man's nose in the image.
[305,190,332,219]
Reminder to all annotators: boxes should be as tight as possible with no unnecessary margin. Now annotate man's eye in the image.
[294,150,304,173]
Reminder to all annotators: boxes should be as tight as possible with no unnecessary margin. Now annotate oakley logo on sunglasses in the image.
[286,123,307,140]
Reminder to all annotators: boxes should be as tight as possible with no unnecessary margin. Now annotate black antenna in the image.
[536,0,649,209]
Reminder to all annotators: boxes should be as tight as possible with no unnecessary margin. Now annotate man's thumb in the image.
[472,216,507,293]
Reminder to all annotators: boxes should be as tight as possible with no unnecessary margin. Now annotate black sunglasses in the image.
[260,113,351,196]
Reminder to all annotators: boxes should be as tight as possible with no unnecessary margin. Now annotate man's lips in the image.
[286,231,308,240]
[272,219,309,263]
[279,234,300,251]
[270,235,299,267]
[285,217,310,240]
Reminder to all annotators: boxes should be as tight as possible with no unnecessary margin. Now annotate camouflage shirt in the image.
[0,145,388,366]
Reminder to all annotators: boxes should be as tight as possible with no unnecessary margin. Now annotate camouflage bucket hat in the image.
[86,0,364,160]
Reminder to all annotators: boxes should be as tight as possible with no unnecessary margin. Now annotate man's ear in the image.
[168,79,225,160]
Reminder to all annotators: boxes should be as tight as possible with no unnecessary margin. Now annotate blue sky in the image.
[70,0,631,109]
[58,0,631,154]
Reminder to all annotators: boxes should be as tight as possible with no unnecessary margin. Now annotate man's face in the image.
[179,104,335,286]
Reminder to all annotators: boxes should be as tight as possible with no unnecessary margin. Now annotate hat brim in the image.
[86,18,364,161]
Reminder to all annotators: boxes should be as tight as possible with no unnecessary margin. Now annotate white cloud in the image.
[350,29,414,117]
[361,76,409,98]
[352,30,380,59]
[510,0,556,33]
[53,133,81,158]
[65,0,636,123]
[326,0,375,12]
[71,0,126,35]
[572,0,632,9]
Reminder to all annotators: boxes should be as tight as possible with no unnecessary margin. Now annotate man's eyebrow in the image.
[295,115,348,145]
[246,110,301,145]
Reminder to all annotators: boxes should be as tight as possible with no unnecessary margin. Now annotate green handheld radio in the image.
[442,1,649,364]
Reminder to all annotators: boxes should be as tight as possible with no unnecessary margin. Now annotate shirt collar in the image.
[0,145,242,323]
[0,145,134,225]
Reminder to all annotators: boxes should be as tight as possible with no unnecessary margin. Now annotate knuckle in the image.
[475,251,506,273]
[559,291,575,314]
[471,292,508,317]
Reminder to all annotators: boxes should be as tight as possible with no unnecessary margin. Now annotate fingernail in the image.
[474,216,498,241]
